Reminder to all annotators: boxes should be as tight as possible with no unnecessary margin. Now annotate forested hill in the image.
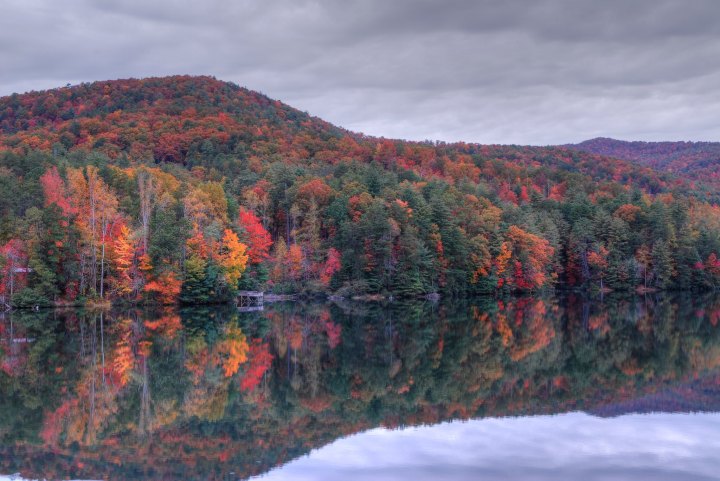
[567,137,720,189]
[1,75,720,306]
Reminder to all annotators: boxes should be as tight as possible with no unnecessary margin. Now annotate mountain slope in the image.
[1,76,720,304]
[0,75,347,163]
[566,137,720,188]
[0,77,680,192]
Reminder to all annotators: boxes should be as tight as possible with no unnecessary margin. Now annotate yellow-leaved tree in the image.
[218,229,248,289]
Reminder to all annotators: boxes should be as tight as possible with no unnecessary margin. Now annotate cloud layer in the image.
[2,0,720,144]
[253,412,720,481]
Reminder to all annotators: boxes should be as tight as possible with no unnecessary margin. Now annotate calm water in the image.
[1,294,720,480]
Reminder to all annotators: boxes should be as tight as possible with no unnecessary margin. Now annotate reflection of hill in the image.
[589,374,720,417]
[1,293,720,480]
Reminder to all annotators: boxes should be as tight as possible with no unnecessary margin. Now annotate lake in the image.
[1,293,720,480]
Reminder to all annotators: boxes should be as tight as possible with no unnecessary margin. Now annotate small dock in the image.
[237,291,264,312]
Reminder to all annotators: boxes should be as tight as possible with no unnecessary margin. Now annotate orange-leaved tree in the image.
[497,226,554,290]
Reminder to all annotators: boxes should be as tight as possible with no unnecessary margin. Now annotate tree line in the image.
[0,77,719,305]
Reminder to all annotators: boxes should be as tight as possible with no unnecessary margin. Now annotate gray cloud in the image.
[252,412,720,481]
[1,0,720,144]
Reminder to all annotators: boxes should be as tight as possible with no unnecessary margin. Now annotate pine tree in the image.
[652,240,674,289]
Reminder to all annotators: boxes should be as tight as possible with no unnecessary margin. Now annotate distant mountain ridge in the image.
[566,137,720,186]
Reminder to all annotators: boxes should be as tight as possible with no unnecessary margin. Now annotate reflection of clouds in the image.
[253,413,720,481]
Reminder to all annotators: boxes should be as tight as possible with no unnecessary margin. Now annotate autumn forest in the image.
[1,76,720,307]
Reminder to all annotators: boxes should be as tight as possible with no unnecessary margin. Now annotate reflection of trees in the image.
[1,293,720,480]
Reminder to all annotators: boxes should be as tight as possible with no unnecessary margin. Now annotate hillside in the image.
[567,137,720,189]
[1,76,720,305]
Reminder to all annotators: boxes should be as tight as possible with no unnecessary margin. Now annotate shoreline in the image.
[2,285,715,311]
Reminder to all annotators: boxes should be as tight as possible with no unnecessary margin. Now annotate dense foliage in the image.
[1,76,720,305]
[1,294,720,480]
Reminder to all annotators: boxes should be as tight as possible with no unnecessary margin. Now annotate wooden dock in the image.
[238,305,264,312]
[237,291,264,311]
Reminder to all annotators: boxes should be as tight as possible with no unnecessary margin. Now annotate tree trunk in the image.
[100,229,106,298]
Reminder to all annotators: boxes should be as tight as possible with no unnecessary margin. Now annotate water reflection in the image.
[256,413,720,481]
[0,293,719,480]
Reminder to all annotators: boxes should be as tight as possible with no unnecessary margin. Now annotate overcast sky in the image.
[2,0,719,145]
[254,413,720,481]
